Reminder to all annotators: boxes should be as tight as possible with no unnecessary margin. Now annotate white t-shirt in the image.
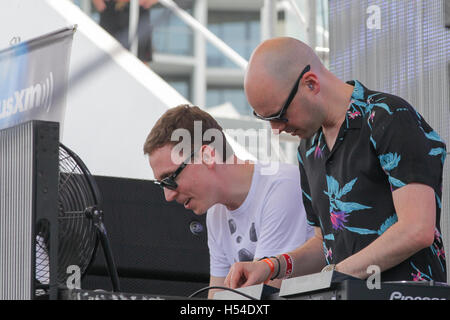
[207,162,314,277]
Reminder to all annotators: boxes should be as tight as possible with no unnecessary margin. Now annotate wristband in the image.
[261,258,275,284]
[281,253,293,278]
[270,256,281,280]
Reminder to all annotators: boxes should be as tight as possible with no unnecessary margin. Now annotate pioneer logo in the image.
[389,291,446,300]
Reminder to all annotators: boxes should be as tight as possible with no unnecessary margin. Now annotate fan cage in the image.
[35,144,100,293]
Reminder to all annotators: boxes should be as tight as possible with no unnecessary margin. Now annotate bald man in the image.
[225,37,447,288]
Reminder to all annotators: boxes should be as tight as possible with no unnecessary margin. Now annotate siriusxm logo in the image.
[389,291,446,300]
[0,72,54,119]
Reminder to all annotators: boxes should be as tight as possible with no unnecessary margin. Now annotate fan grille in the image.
[35,144,99,287]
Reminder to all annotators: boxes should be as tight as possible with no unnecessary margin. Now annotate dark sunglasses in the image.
[253,64,311,122]
[151,150,196,191]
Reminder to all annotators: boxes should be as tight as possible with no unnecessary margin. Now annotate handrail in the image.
[158,0,248,69]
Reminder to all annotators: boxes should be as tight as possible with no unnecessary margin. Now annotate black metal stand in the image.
[85,206,121,292]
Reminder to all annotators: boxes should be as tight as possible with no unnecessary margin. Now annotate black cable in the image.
[188,286,258,300]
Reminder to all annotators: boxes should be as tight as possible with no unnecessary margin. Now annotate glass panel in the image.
[150,4,194,56]
[162,76,191,101]
[207,11,260,68]
[206,87,252,116]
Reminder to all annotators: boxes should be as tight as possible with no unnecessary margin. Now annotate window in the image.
[207,11,260,68]
[162,76,191,101]
[150,1,194,56]
[206,86,252,116]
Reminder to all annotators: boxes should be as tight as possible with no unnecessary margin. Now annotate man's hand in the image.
[224,260,271,289]
[225,227,325,289]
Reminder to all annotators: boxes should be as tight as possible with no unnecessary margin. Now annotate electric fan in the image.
[35,143,120,296]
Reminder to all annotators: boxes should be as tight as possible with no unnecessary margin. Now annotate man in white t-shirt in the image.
[143,104,313,298]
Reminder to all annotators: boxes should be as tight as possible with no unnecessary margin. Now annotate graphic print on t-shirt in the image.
[229,218,258,262]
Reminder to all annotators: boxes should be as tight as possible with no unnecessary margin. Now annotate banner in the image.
[0,26,76,132]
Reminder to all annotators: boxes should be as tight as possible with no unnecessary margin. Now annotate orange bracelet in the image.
[261,258,275,284]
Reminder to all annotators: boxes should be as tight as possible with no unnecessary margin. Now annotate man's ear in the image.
[303,71,320,94]
[201,145,216,168]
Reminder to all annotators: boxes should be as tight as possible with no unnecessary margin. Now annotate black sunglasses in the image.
[253,64,311,122]
[151,150,196,191]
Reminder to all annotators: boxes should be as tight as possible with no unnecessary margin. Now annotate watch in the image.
[321,264,336,273]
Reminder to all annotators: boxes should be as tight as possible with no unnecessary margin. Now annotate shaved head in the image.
[245,37,325,112]
[244,37,355,139]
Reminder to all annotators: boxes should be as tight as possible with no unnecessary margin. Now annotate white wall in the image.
[0,0,256,180]
[0,0,188,180]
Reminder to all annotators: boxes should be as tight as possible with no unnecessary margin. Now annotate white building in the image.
[72,0,330,166]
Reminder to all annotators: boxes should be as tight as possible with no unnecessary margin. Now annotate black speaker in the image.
[0,120,59,300]
[82,176,210,297]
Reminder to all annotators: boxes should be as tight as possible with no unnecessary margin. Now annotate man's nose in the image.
[164,188,178,202]
[270,120,287,134]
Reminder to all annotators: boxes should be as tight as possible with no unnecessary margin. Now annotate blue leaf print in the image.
[429,147,446,165]
[367,94,393,115]
[370,135,377,149]
[326,175,340,197]
[306,146,315,158]
[344,226,377,235]
[372,102,393,115]
[311,133,318,146]
[324,176,371,231]
[351,98,367,110]
[410,262,433,281]
[378,153,401,171]
[430,243,446,272]
[435,193,441,209]
[335,199,372,213]
[428,147,445,156]
[367,93,384,100]
[337,178,358,199]
[388,176,406,188]
[307,220,315,226]
[352,81,365,100]
[344,214,398,236]
[424,130,443,143]
[377,214,398,235]
[302,190,312,202]
[323,233,335,240]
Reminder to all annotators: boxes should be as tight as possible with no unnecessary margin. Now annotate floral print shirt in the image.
[298,80,447,282]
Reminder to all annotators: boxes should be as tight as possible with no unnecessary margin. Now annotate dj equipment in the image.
[213,283,279,300]
[60,288,191,300]
[211,271,450,300]
[279,271,450,300]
